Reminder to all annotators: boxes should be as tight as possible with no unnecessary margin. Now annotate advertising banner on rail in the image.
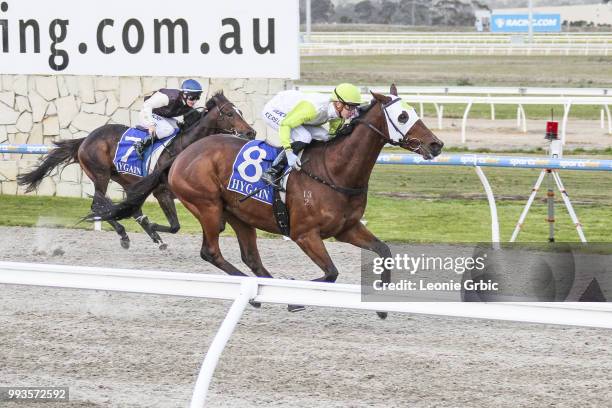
[0,0,299,78]
[491,14,562,33]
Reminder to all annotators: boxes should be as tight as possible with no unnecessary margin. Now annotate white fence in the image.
[303,32,612,45]
[301,32,612,56]
[296,85,612,144]
[1,261,611,406]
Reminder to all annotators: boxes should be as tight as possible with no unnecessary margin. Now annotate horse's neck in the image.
[176,112,217,150]
[325,109,386,189]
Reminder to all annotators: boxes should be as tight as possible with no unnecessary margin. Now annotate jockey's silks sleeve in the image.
[328,118,344,137]
[141,92,170,127]
[279,101,318,149]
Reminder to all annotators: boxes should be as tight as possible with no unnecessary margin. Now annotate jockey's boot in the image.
[135,136,153,159]
[261,149,287,189]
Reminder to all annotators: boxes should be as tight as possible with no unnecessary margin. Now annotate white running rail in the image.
[1,261,611,406]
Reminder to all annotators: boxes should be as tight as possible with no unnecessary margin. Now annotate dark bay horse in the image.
[18,92,255,249]
[91,86,443,318]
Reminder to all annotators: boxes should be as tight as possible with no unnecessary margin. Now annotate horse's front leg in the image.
[335,222,392,320]
[293,230,339,283]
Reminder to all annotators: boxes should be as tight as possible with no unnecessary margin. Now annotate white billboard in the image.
[0,0,299,78]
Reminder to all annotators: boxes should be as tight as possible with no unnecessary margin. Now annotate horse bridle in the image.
[214,101,245,136]
[300,97,427,197]
[354,98,422,152]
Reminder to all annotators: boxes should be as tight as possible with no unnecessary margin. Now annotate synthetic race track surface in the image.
[1,226,611,407]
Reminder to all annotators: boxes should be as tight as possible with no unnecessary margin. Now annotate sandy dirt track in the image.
[1,226,611,407]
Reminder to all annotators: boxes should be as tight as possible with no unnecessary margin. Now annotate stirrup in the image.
[135,144,145,159]
[135,138,150,159]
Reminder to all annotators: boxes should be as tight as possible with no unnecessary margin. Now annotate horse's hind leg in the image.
[83,170,131,249]
[227,214,273,278]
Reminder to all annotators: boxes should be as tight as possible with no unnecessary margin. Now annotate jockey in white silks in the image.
[260,83,362,187]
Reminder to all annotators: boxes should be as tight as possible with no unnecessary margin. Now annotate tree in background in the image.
[302,0,482,26]
[354,0,376,21]
[300,0,336,24]
[431,0,475,26]
[394,0,432,25]
[312,0,336,23]
[378,0,399,24]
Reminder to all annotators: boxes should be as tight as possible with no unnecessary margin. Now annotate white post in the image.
[190,278,259,408]
[461,101,473,143]
[433,103,443,129]
[520,105,527,133]
[474,166,500,246]
[305,0,311,43]
[561,101,572,144]
[528,0,534,44]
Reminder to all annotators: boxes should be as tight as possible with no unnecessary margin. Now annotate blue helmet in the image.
[180,79,203,95]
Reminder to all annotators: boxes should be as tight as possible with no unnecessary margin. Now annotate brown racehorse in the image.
[90,86,443,317]
[18,92,255,249]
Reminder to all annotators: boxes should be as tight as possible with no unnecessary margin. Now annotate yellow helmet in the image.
[331,83,361,105]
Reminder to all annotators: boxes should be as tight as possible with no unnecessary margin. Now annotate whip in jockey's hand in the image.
[260,83,362,188]
[135,79,204,159]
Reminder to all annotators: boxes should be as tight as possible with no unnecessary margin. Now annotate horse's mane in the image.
[205,91,225,110]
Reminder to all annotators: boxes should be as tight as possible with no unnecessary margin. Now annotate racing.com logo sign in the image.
[491,14,562,33]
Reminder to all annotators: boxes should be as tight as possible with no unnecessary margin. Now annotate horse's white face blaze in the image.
[383,96,420,143]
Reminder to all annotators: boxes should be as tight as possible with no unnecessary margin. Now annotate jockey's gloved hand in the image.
[335,122,355,138]
[286,149,301,169]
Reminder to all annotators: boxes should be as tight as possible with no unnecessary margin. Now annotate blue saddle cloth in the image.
[227,140,284,205]
[113,127,177,177]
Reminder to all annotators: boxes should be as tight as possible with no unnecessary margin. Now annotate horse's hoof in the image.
[120,238,130,249]
[249,300,261,309]
[159,243,168,251]
[288,304,305,313]
[377,311,388,320]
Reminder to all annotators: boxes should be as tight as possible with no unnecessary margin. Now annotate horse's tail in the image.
[17,138,85,193]
[89,161,173,221]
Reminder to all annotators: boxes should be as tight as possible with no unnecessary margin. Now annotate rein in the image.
[301,166,368,196]
[297,98,420,196]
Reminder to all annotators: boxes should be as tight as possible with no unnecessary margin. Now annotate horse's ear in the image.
[370,91,391,104]
[390,84,398,96]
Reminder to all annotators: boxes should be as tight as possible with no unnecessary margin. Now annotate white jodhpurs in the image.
[139,113,179,139]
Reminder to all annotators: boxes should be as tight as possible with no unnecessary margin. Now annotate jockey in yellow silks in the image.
[260,83,362,188]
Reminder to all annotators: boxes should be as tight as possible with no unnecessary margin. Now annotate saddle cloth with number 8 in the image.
[227,140,285,205]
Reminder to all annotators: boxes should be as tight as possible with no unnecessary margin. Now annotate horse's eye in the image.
[226,111,234,118]
[398,112,408,124]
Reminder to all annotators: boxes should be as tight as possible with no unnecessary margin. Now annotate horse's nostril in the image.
[430,141,443,155]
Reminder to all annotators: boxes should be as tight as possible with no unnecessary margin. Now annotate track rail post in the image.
[190,278,259,408]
